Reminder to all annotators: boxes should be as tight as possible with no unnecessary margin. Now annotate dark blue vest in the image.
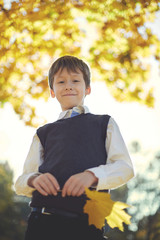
[30,113,110,213]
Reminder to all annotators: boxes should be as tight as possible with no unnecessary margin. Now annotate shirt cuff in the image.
[86,167,107,191]
[14,172,41,197]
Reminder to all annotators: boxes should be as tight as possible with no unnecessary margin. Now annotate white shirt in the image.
[15,106,135,197]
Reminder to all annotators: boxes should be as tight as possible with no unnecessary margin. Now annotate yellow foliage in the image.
[0,0,159,126]
[84,188,131,232]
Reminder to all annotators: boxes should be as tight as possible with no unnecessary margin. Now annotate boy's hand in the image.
[28,173,60,196]
[62,171,98,197]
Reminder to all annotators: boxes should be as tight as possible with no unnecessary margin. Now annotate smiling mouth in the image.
[63,94,77,96]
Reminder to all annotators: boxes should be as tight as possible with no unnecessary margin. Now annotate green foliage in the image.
[0,162,13,211]
[108,146,160,239]
[0,0,160,126]
[127,151,160,226]
[135,212,160,240]
[0,162,30,240]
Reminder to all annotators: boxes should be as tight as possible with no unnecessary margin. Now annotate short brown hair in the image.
[48,55,91,89]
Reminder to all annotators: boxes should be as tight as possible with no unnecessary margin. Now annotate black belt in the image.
[32,207,80,218]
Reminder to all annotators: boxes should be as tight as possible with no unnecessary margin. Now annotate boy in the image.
[15,55,134,240]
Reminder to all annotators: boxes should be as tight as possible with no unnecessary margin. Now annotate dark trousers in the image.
[25,212,105,240]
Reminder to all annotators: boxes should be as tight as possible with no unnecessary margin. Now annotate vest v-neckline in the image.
[57,113,90,122]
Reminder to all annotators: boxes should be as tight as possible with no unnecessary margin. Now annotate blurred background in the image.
[0,0,160,239]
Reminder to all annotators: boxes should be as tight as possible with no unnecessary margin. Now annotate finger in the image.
[36,179,52,195]
[62,178,72,197]
[76,186,85,197]
[33,175,54,195]
[71,185,82,197]
[47,173,60,191]
[32,173,60,196]
[65,177,83,196]
[42,177,58,195]
[66,182,76,196]
[34,182,48,196]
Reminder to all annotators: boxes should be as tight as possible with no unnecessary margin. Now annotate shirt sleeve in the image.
[14,133,44,197]
[87,117,135,190]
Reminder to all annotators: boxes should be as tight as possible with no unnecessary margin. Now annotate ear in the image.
[50,88,55,98]
[85,86,91,96]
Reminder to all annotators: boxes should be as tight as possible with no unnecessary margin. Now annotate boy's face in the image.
[50,68,91,111]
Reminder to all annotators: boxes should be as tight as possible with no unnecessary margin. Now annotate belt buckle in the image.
[41,207,51,215]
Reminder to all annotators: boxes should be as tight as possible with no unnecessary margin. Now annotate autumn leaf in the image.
[84,188,131,232]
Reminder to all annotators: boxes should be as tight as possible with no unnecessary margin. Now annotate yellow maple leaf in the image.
[83,188,131,232]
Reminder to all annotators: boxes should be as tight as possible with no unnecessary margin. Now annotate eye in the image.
[73,80,80,83]
[58,81,64,84]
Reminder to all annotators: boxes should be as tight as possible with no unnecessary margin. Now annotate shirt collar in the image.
[58,105,90,120]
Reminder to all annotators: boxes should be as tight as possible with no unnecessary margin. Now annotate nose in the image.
[65,81,73,90]
[65,87,72,90]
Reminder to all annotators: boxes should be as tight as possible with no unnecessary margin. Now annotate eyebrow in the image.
[58,73,81,77]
